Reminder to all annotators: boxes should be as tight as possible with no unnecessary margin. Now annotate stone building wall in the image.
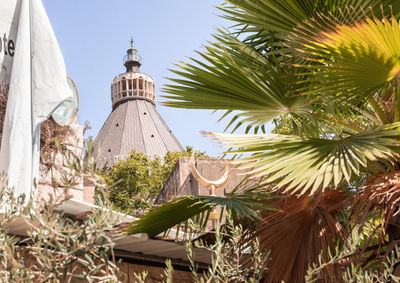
[38,117,95,204]
[155,157,249,204]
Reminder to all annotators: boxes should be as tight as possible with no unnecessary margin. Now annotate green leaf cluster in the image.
[100,147,208,215]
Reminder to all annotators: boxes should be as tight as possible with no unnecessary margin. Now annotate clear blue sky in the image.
[42,0,234,157]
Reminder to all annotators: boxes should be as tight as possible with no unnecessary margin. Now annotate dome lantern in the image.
[111,39,156,108]
[123,38,142,72]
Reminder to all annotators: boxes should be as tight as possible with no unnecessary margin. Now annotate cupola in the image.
[111,39,156,109]
[124,38,141,72]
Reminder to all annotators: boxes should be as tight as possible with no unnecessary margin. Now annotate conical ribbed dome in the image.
[93,41,182,167]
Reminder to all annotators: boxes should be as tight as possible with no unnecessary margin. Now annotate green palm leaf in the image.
[291,13,400,103]
[163,34,310,128]
[210,123,400,195]
[126,197,211,238]
[126,191,276,238]
[220,0,398,46]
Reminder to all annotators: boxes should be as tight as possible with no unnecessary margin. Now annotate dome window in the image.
[139,77,144,90]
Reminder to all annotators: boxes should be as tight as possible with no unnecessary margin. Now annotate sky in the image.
[42,0,234,157]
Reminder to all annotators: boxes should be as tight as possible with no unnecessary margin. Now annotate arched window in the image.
[148,83,153,99]
[121,78,127,91]
[139,77,143,90]
[144,81,148,98]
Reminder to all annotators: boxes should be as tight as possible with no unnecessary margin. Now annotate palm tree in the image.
[128,0,400,281]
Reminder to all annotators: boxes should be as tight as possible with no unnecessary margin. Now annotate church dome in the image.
[93,39,183,167]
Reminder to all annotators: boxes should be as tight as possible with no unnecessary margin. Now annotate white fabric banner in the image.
[0,0,72,198]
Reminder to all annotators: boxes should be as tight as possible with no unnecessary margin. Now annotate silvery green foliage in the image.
[161,260,174,283]
[133,271,148,283]
[153,214,270,283]
[191,217,269,283]
[0,147,125,282]
[306,233,400,283]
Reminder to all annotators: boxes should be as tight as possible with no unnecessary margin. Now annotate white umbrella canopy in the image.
[0,0,73,199]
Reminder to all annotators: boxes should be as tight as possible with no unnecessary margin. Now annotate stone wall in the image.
[38,117,95,204]
[155,157,250,204]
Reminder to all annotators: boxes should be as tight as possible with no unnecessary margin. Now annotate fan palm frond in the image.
[209,123,400,195]
[354,171,400,233]
[291,12,400,107]
[242,190,348,283]
[164,34,310,130]
[219,0,397,47]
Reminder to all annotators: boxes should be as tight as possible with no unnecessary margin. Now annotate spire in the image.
[124,37,141,72]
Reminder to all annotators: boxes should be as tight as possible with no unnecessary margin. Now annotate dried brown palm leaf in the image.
[242,190,349,283]
[354,171,400,240]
